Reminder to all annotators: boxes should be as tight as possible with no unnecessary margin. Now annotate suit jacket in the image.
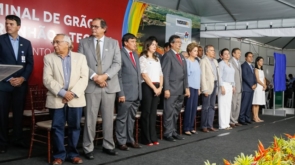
[43,51,89,108]
[78,36,121,94]
[230,58,242,93]
[0,33,34,91]
[117,48,142,101]
[241,61,257,92]
[161,49,188,96]
[200,56,220,95]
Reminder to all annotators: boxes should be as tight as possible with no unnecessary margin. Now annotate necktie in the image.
[96,40,102,74]
[129,52,136,67]
[176,54,183,65]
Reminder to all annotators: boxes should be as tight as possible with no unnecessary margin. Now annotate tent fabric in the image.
[273,52,286,92]
[200,28,295,38]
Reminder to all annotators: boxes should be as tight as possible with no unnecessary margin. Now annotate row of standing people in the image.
[0,15,267,165]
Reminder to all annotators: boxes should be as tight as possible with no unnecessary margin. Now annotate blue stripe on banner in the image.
[274,52,286,92]
[122,0,133,36]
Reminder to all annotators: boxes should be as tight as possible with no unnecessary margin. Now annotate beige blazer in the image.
[200,55,219,95]
[43,51,89,108]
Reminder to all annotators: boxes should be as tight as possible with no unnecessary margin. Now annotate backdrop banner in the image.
[0,0,128,86]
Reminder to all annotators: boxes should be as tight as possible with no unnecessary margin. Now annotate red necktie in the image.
[129,52,136,67]
[176,54,183,65]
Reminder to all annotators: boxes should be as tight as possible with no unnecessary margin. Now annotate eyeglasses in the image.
[90,25,100,29]
[51,41,66,45]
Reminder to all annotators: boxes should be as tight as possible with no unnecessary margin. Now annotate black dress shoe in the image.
[240,122,248,125]
[164,136,176,142]
[117,144,130,151]
[0,146,7,154]
[102,147,118,155]
[84,151,94,159]
[246,121,252,124]
[173,134,185,140]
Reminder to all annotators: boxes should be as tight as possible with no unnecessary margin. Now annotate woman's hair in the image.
[186,43,198,56]
[220,48,229,56]
[255,56,264,70]
[140,36,158,61]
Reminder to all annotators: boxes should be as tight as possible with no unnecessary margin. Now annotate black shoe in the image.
[0,146,7,154]
[240,122,248,125]
[84,151,94,160]
[173,134,185,140]
[102,147,118,155]
[164,136,176,142]
[246,121,252,124]
[13,140,29,149]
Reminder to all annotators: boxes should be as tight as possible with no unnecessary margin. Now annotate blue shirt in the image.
[57,53,71,97]
[219,61,235,86]
[186,59,201,89]
[209,57,217,80]
[9,35,19,60]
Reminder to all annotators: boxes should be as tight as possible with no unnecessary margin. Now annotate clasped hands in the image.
[93,74,108,88]
[62,91,75,103]
[9,77,25,87]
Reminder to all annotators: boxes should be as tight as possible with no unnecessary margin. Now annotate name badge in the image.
[21,55,26,63]
[21,51,25,63]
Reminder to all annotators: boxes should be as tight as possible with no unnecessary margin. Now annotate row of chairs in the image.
[9,86,218,163]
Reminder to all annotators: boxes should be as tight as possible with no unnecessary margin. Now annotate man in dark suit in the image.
[161,35,189,142]
[116,33,142,150]
[239,52,257,125]
[0,15,34,154]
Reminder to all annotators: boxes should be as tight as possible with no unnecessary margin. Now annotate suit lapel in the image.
[205,56,214,75]
[4,34,17,61]
[170,50,183,67]
[87,36,97,62]
[54,53,65,80]
[102,37,109,60]
[69,51,76,86]
[122,48,137,70]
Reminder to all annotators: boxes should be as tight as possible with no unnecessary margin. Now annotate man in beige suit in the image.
[43,34,89,165]
[200,45,219,133]
[78,18,121,158]
[229,48,242,127]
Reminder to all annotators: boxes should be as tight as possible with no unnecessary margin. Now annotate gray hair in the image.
[204,44,214,54]
[56,33,73,50]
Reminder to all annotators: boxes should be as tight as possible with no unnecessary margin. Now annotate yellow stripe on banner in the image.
[129,2,148,36]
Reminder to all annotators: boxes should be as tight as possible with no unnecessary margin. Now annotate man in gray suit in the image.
[161,35,189,142]
[229,48,242,127]
[78,18,121,158]
[116,33,142,150]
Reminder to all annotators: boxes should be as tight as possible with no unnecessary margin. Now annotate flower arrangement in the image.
[204,133,295,165]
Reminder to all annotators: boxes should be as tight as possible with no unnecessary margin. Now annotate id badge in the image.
[21,55,26,63]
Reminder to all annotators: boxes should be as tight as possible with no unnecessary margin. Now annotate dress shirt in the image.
[219,61,235,87]
[209,57,217,80]
[124,47,136,66]
[93,36,104,58]
[57,53,71,97]
[90,36,110,80]
[9,35,19,60]
[139,55,163,83]
[186,59,201,89]
[233,57,240,67]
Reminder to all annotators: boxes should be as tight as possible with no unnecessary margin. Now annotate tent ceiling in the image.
[248,37,295,49]
[139,0,295,23]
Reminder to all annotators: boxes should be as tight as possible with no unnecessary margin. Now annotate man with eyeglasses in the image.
[43,34,88,165]
[0,15,34,154]
[161,35,189,142]
[78,18,121,158]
